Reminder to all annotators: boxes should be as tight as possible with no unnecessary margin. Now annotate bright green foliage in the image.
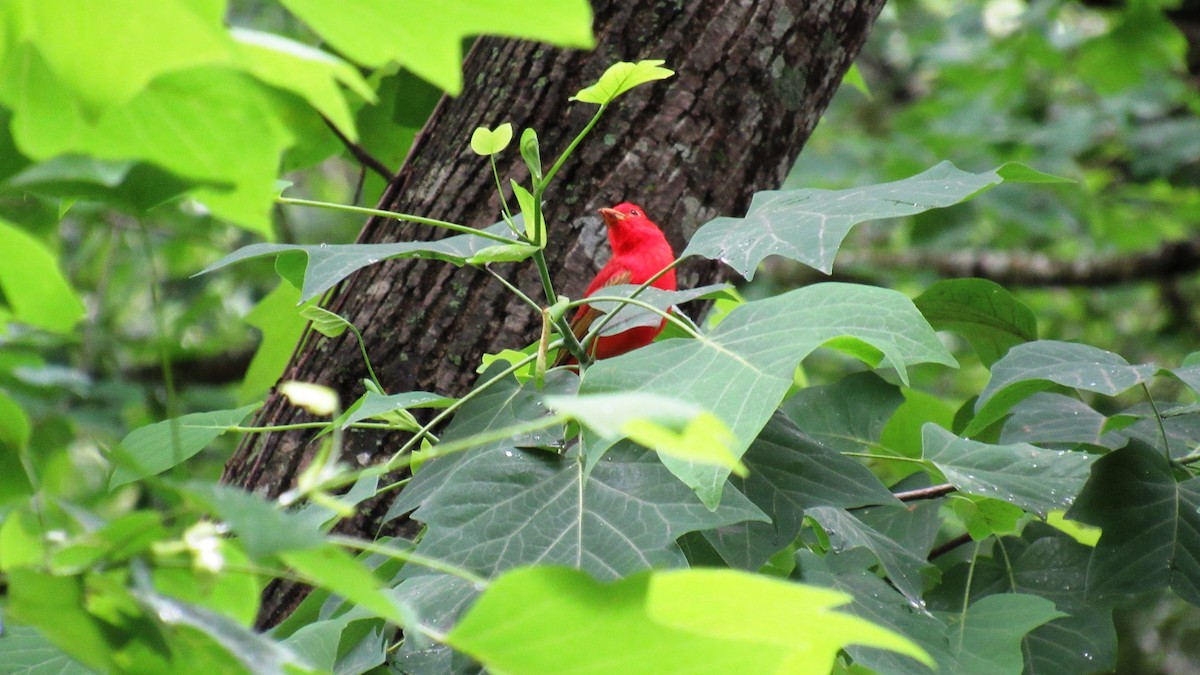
[570,59,675,105]
[448,566,931,674]
[0,218,84,332]
[279,0,594,94]
[4,0,1200,672]
[469,123,513,156]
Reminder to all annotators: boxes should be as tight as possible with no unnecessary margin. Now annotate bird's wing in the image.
[553,268,633,366]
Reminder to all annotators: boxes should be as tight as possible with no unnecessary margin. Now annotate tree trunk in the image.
[224,0,886,627]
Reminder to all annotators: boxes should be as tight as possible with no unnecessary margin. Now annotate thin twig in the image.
[323,116,394,182]
[894,483,957,502]
[929,532,974,561]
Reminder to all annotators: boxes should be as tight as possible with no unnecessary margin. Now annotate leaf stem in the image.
[540,104,607,190]
[583,259,683,350]
[328,534,489,588]
[276,197,515,244]
[1142,383,1171,460]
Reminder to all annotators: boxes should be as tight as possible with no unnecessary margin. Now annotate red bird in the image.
[557,202,677,364]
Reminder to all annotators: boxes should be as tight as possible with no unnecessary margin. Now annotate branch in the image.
[928,532,973,561]
[323,116,395,183]
[786,236,1200,287]
[894,483,957,502]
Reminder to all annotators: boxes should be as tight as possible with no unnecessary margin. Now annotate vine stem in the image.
[581,259,684,353]
[276,197,515,244]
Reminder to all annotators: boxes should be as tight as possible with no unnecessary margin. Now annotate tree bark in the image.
[223,0,887,626]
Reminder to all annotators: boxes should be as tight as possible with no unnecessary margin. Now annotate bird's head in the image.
[598,202,669,255]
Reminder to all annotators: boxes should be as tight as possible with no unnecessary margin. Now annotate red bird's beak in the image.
[598,207,626,226]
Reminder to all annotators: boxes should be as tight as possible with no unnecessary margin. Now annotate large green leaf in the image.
[581,283,956,507]
[798,549,950,675]
[281,545,412,627]
[3,55,296,233]
[396,444,765,582]
[0,0,234,113]
[1,157,192,213]
[683,162,1064,279]
[965,340,1157,437]
[447,566,931,675]
[278,0,594,94]
[199,221,523,303]
[1066,441,1200,605]
[922,424,1094,516]
[109,404,261,489]
[999,393,1127,450]
[704,408,900,571]
[231,28,374,139]
[546,393,746,475]
[942,593,1063,675]
[5,570,120,672]
[0,218,85,333]
[0,624,94,675]
[806,506,933,605]
[913,278,1037,367]
[927,524,1116,675]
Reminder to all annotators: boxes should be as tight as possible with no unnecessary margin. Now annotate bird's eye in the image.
[630,209,640,216]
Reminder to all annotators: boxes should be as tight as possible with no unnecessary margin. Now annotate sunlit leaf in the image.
[570,59,674,105]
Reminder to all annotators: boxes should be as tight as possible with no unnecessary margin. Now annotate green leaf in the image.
[994,162,1075,184]
[464,242,539,264]
[509,179,539,242]
[198,220,522,303]
[914,278,1037,367]
[798,549,952,675]
[704,405,901,570]
[300,305,352,338]
[581,283,956,508]
[806,506,934,605]
[341,390,454,429]
[943,594,1064,675]
[546,393,747,475]
[570,59,674,105]
[964,340,1157,437]
[0,218,85,332]
[950,494,1024,540]
[237,281,311,404]
[278,0,594,94]
[281,544,413,626]
[519,127,542,180]
[0,624,93,675]
[1,156,191,213]
[922,424,1094,516]
[469,123,513,156]
[3,55,295,233]
[0,0,235,114]
[6,569,119,672]
[231,27,373,139]
[394,444,765,582]
[841,63,872,98]
[999,393,1126,450]
[448,567,931,674]
[108,404,261,489]
[1065,441,1200,605]
[130,587,311,674]
[181,481,324,559]
[683,161,1061,279]
[0,390,33,505]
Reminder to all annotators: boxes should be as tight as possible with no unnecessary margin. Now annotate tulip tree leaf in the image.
[571,59,675,104]
[581,283,956,508]
[965,341,1157,437]
[684,161,1066,279]
[1065,441,1200,605]
[704,408,901,571]
[448,567,931,675]
[922,424,1094,516]
[278,0,594,94]
[942,594,1064,675]
[914,278,1038,367]
[198,220,522,303]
